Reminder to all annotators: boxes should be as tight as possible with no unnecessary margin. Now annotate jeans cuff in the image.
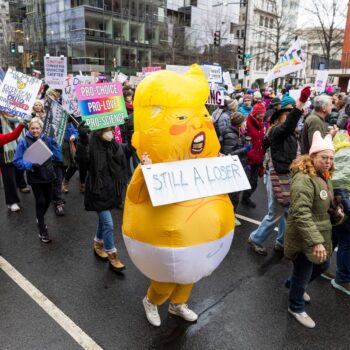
[94,237,104,243]
[105,247,117,254]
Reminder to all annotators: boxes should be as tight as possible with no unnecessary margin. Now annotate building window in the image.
[259,15,263,26]
[270,18,273,28]
[265,17,269,27]
[236,29,240,38]
[241,29,245,39]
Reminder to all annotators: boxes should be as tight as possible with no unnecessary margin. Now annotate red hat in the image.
[243,94,252,101]
[251,102,266,116]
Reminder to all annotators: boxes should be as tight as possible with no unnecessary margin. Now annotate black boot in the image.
[38,227,52,243]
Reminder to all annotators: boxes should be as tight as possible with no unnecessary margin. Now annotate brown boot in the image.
[62,180,69,193]
[107,252,125,272]
[94,241,108,260]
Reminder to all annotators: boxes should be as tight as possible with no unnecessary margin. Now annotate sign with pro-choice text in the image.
[44,56,67,89]
[0,68,41,118]
[141,155,251,206]
[76,82,127,130]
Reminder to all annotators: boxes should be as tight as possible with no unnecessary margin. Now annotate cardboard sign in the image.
[0,68,41,118]
[44,56,67,89]
[23,139,53,165]
[201,65,223,84]
[43,97,68,146]
[315,70,329,93]
[223,71,234,94]
[76,82,128,130]
[206,90,225,106]
[62,75,97,115]
[141,155,251,206]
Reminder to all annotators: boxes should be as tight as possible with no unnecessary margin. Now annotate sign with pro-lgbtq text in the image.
[76,82,127,130]
[141,155,251,206]
[0,68,41,118]
[315,70,329,93]
[44,56,67,89]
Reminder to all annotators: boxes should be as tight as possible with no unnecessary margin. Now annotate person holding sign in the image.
[76,123,129,272]
[14,118,62,243]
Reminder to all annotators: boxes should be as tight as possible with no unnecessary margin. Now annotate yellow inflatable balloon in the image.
[122,64,234,285]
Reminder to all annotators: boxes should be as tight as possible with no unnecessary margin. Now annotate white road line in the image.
[235,213,279,231]
[0,256,103,350]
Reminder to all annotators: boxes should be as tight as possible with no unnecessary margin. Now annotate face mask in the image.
[101,130,114,142]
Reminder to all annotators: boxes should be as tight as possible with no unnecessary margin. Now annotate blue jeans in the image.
[288,253,330,312]
[249,172,288,246]
[95,210,116,253]
[333,224,350,284]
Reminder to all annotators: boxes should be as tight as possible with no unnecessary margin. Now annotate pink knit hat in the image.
[309,131,335,155]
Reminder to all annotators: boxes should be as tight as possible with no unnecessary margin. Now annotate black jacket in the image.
[220,126,248,166]
[268,108,303,174]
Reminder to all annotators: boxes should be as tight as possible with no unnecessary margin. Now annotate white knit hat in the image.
[309,131,335,155]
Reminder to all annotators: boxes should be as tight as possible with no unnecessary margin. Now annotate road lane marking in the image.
[0,256,103,350]
[235,214,278,231]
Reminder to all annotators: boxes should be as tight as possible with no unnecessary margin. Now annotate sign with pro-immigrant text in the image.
[44,56,67,89]
[206,89,224,106]
[141,155,251,206]
[0,68,41,118]
[76,82,127,131]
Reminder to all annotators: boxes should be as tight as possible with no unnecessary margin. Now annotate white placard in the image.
[23,139,53,165]
[347,79,350,93]
[315,70,329,93]
[44,56,67,89]
[223,71,234,94]
[238,69,244,80]
[129,76,144,88]
[288,89,301,102]
[201,64,223,84]
[116,72,128,83]
[206,89,225,106]
[141,156,251,206]
[0,68,41,118]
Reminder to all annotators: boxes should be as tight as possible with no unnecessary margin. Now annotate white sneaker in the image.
[235,217,242,227]
[8,203,20,212]
[288,308,315,328]
[143,297,161,327]
[168,303,198,322]
[303,292,311,303]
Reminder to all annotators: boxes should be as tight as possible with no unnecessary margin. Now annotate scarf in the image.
[0,116,18,164]
[89,133,128,195]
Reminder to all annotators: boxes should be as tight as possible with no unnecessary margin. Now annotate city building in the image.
[0,0,11,68]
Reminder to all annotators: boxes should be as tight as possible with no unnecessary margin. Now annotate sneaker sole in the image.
[331,279,350,296]
[143,299,161,327]
[168,308,198,322]
[320,273,334,281]
[109,264,126,273]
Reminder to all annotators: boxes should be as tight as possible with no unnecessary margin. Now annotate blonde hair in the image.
[29,117,44,129]
[290,154,335,177]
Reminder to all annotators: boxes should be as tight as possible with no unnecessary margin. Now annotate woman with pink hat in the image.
[284,131,335,328]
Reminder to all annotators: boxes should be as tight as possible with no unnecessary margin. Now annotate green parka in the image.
[284,171,333,264]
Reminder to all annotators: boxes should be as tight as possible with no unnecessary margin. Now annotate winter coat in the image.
[300,111,327,154]
[284,172,333,264]
[268,108,303,173]
[217,110,231,137]
[333,188,350,230]
[326,107,339,126]
[76,132,129,212]
[337,106,350,130]
[238,105,252,118]
[246,113,265,165]
[220,126,248,167]
[13,131,61,184]
[0,124,24,147]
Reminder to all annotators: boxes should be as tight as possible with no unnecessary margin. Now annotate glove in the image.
[20,113,33,127]
[244,143,252,152]
[299,85,311,103]
[78,121,91,138]
[31,163,40,170]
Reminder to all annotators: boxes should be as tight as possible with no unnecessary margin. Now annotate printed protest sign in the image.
[44,56,67,89]
[264,40,306,83]
[76,82,128,131]
[62,75,97,115]
[206,90,224,106]
[315,70,329,93]
[115,72,128,83]
[43,98,68,146]
[129,76,144,88]
[141,155,251,206]
[201,65,223,84]
[142,67,161,75]
[0,68,41,118]
[223,71,234,94]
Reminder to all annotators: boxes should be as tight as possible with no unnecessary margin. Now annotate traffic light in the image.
[30,54,35,66]
[213,31,221,47]
[244,65,249,76]
[237,45,243,60]
[10,42,16,54]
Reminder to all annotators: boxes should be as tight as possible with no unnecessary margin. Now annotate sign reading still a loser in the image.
[141,155,251,206]
[76,82,128,130]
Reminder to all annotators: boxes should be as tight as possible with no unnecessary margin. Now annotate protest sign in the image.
[141,155,251,206]
[223,71,234,94]
[347,80,350,93]
[142,67,161,74]
[115,72,128,83]
[201,65,223,84]
[264,40,306,83]
[0,68,41,118]
[129,76,144,88]
[23,139,53,165]
[206,90,224,106]
[76,82,128,131]
[315,70,329,93]
[43,98,68,146]
[44,56,67,89]
[0,67,5,82]
[62,75,97,115]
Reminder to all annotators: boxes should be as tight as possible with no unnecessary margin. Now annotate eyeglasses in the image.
[319,155,334,162]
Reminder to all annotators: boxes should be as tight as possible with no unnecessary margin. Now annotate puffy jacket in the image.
[268,108,303,173]
[337,106,350,130]
[238,105,252,118]
[284,172,333,264]
[246,113,265,165]
[220,126,248,167]
[63,122,79,143]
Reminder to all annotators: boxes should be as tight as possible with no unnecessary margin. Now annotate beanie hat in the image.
[247,88,254,94]
[309,131,335,155]
[243,94,252,101]
[230,112,245,127]
[270,97,281,106]
[281,95,295,108]
[251,102,266,116]
[225,97,238,111]
[253,91,262,100]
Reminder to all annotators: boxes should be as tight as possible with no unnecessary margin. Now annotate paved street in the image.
[1,176,349,350]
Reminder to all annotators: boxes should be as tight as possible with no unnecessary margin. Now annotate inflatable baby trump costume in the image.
[122,64,235,326]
